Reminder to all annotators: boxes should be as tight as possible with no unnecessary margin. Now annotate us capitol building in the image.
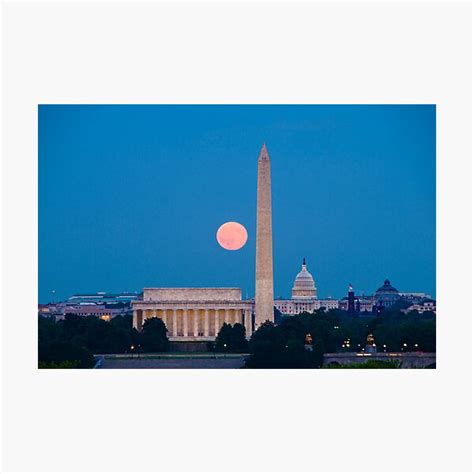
[273,258,338,315]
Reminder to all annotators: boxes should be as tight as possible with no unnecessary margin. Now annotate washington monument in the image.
[254,143,274,327]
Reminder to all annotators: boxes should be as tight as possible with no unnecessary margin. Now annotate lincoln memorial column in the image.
[193,309,199,337]
[183,309,188,337]
[204,309,210,337]
[225,309,230,324]
[138,310,143,332]
[244,309,252,338]
[172,309,177,337]
[215,309,220,335]
[162,310,168,330]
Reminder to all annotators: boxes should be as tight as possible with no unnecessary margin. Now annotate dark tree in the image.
[38,315,58,347]
[215,323,248,352]
[246,321,280,367]
[373,312,435,352]
[246,319,316,368]
[140,317,169,352]
[215,323,233,351]
[229,323,248,352]
[39,340,95,368]
[274,306,284,324]
[245,309,436,368]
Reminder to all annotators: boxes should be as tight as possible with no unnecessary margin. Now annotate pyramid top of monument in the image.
[258,142,270,161]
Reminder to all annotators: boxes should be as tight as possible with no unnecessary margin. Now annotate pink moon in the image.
[216,222,248,251]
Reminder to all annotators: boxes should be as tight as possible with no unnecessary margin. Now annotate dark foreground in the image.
[94,351,435,369]
[96,354,247,369]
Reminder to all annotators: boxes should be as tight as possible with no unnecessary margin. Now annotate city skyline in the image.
[39,105,436,303]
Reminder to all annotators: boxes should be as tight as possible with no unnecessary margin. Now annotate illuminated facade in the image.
[402,300,436,314]
[132,288,253,341]
[38,293,133,320]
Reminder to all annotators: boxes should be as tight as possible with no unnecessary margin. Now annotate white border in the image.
[2,2,472,472]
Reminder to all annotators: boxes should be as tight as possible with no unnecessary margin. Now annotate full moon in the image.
[216,222,248,251]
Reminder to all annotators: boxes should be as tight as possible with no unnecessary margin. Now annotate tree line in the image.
[38,313,166,368]
[38,314,247,367]
[38,308,435,368]
[245,309,436,368]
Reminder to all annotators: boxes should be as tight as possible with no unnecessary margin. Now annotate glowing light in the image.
[216,222,248,251]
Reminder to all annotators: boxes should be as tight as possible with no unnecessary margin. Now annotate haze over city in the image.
[39,105,435,303]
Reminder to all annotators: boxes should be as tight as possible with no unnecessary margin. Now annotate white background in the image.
[1,1,472,472]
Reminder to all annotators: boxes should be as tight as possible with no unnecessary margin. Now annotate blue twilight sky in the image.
[39,105,436,303]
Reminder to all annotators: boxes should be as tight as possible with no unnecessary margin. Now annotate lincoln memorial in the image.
[132,288,254,341]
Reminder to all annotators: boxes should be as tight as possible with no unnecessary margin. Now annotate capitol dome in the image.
[291,258,317,299]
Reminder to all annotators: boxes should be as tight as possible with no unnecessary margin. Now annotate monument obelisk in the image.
[255,143,274,328]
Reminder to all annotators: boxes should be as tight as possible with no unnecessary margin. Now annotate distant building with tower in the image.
[339,287,375,313]
[374,278,401,308]
[347,284,356,314]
